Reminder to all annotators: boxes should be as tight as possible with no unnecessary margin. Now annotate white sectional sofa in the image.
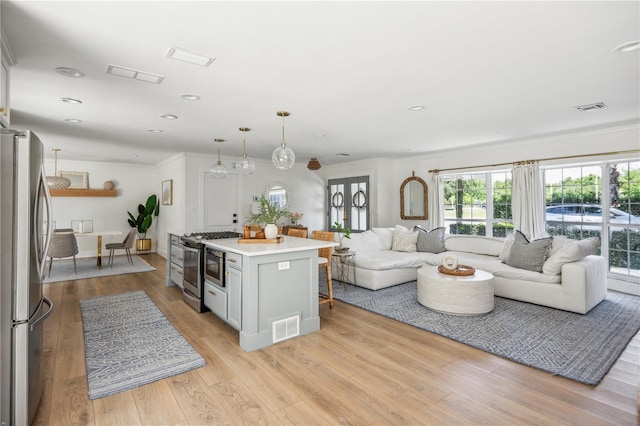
[333,226,607,314]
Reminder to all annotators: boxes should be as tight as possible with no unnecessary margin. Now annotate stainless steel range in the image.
[180,231,241,312]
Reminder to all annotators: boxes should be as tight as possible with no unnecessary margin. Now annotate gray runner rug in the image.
[44,255,155,283]
[80,291,206,399]
[322,279,640,386]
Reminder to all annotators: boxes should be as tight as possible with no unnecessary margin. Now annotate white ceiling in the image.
[2,1,639,166]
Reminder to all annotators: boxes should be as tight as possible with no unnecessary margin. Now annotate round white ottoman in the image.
[417,266,494,315]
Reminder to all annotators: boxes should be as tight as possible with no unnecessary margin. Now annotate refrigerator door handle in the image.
[29,297,53,331]
[36,165,53,277]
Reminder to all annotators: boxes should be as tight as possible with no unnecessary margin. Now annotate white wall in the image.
[45,159,158,257]
[156,153,186,257]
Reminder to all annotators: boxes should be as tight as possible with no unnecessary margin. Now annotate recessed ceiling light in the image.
[129,154,138,158]
[613,40,640,53]
[60,97,82,104]
[55,67,85,78]
[336,153,350,157]
[180,94,201,101]
[166,46,215,67]
[106,64,164,84]
[64,118,82,123]
[148,129,163,133]
[313,133,326,138]
[160,114,178,120]
[408,105,425,111]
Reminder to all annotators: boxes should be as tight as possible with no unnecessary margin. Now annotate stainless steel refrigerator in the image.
[0,129,54,425]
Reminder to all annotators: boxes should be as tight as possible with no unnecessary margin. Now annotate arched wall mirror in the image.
[264,180,288,209]
[400,172,428,220]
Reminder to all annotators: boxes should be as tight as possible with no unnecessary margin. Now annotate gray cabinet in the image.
[226,252,242,330]
[204,281,227,320]
[166,234,184,288]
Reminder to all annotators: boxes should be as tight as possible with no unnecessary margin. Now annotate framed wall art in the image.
[58,171,89,189]
[162,179,173,205]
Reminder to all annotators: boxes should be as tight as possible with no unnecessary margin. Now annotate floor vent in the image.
[272,315,300,343]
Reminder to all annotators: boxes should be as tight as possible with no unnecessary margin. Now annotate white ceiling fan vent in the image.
[574,102,606,112]
[106,65,164,84]
[272,315,300,343]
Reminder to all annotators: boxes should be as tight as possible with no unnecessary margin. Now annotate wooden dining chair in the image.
[311,231,335,308]
[287,228,308,238]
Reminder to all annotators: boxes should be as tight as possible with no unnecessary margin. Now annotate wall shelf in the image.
[49,189,117,197]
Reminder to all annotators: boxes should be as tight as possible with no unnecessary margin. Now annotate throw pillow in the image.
[505,230,553,273]
[391,225,419,252]
[498,233,515,261]
[415,227,446,253]
[542,237,600,275]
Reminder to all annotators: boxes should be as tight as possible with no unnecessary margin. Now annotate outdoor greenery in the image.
[443,163,640,271]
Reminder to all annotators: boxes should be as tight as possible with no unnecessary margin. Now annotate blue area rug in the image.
[322,279,640,386]
[80,291,206,399]
[44,255,155,283]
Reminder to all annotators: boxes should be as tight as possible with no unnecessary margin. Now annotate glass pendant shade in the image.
[272,145,295,170]
[272,111,295,170]
[46,148,71,189]
[211,139,227,179]
[236,127,256,175]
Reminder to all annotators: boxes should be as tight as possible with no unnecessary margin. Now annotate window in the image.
[544,161,640,279]
[443,171,512,237]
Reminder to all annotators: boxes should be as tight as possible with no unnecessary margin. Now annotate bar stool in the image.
[311,231,335,308]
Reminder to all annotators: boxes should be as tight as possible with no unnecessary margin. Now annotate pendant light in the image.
[272,111,295,170]
[307,158,321,170]
[46,148,72,189]
[210,139,227,179]
[235,127,256,175]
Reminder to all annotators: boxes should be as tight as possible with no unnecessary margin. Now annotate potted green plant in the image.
[127,194,160,251]
[248,195,291,239]
[333,221,351,252]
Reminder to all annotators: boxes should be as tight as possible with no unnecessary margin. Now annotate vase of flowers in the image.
[248,195,291,239]
[333,221,351,252]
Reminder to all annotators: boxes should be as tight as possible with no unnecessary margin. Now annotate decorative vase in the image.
[103,180,115,190]
[264,223,278,239]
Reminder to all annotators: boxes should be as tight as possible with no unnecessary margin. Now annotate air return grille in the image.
[272,315,300,343]
[574,102,606,112]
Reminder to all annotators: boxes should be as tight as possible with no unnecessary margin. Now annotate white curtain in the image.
[512,162,545,239]
[428,173,444,229]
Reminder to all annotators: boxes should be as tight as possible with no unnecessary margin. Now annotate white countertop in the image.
[203,236,338,257]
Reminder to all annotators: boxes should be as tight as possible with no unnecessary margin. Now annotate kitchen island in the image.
[203,236,337,351]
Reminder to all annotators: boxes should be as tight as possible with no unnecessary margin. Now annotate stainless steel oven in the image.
[181,241,206,312]
[204,247,225,287]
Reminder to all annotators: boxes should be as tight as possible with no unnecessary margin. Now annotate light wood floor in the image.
[34,253,639,425]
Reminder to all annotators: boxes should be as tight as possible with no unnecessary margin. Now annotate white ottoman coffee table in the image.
[417,266,494,315]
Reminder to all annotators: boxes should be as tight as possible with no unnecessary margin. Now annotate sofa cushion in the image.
[342,230,386,252]
[444,235,504,257]
[505,230,552,273]
[542,237,599,275]
[354,250,438,270]
[391,225,419,252]
[371,227,395,250]
[415,227,446,253]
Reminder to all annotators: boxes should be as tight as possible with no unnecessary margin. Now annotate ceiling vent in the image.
[574,102,606,112]
[166,46,215,67]
[106,65,164,84]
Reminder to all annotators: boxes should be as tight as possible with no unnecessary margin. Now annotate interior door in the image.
[202,172,238,231]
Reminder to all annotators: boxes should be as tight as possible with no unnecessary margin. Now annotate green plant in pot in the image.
[333,221,351,252]
[127,194,160,251]
[248,195,291,239]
